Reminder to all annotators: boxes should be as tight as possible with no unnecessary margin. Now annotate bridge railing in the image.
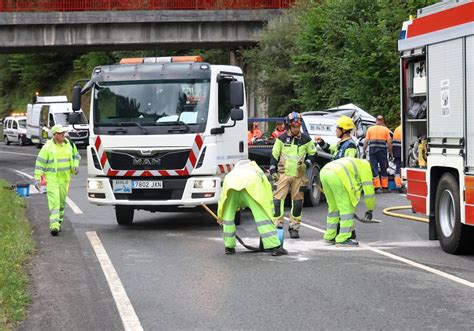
[0,0,294,12]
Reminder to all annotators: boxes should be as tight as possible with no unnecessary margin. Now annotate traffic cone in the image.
[40,175,47,193]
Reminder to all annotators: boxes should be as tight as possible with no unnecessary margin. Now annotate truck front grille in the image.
[107,149,190,170]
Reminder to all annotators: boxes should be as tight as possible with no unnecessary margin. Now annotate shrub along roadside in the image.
[0,180,35,330]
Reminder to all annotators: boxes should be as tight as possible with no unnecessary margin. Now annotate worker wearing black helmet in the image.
[270,112,317,239]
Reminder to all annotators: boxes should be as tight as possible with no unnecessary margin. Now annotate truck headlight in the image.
[194,179,216,189]
[88,179,103,190]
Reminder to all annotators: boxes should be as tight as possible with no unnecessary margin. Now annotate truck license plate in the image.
[113,180,132,193]
[133,180,163,189]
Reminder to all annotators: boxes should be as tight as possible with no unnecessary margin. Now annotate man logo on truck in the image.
[133,157,162,166]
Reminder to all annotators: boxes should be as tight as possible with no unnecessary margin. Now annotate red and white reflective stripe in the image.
[217,164,234,174]
[406,2,474,39]
[94,134,204,177]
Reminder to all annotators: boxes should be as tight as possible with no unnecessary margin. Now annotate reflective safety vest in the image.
[217,161,274,220]
[321,137,357,160]
[365,125,391,154]
[270,131,317,177]
[393,125,402,158]
[34,138,80,181]
[322,157,375,210]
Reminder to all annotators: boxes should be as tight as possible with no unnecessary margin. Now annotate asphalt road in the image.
[1,143,474,330]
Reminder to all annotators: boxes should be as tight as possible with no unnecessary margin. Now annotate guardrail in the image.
[0,0,294,12]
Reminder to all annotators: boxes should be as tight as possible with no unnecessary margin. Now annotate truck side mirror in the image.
[229,81,244,108]
[68,112,81,125]
[72,85,82,111]
[230,108,243,121]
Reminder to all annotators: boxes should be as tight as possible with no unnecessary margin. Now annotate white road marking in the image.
[86,231,144,331]
[66,197,83,214]
[12,169,83,214]
[13,169,34,179]
[289,218,474,288]
[0,150,37,157]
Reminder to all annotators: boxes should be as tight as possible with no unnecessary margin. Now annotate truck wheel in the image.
[304,165,322,207]
[4,135,10,145]
[115,206,134,225]
[435,173,472,254]
[18,136,24,146]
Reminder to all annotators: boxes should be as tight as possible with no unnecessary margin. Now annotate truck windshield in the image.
[54,112,88,125]
[93,79,210,135]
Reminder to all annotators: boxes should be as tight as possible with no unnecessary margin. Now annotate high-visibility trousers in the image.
[46,179,70,229]
[221,189,281,250]
[320,168,355,243]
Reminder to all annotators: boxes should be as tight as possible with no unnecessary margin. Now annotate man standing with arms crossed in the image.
[270,112,317,239]
[34,124,80,236]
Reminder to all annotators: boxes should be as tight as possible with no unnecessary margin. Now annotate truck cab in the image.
[74,56,247,224]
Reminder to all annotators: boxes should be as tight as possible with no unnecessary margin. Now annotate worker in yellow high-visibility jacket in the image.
[218,160,287,256]
[315,116,358,160]
[34,124,80,236]
[320,157,375,246]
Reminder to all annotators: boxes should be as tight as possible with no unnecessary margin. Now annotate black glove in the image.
[364,210,373,222]
[305,159,312,168]
[271,173,279,182]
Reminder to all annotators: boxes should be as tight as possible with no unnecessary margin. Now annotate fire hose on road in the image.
[382,205,429,223]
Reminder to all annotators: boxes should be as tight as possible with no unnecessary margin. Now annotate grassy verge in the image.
[0,180,35,330]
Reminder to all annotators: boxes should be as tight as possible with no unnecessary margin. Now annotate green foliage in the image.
[0,180,35,330]
[243,0,437,127]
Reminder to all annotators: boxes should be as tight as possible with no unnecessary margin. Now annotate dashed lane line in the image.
[293,218,474,288]
[0,150,38,157]
[86,231,143,331]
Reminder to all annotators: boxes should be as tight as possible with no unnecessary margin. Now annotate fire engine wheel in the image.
[435,173,471,254]
[115,206,134,225]
[304,165,322,207]
[4,135,10,145]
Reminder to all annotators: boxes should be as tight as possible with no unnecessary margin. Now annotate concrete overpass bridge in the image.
[0,0,293,53]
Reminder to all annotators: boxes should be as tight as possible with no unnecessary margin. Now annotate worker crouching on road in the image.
[217,160,288,256]
[363,115,392,193]
[321,157,375,246]
[270,112,317,239]
[315,115,358,240]
[315,115,358,159]
[34,124,80,236]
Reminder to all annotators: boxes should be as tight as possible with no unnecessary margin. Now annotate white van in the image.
[26,96,89,147]
[3,114,29,146]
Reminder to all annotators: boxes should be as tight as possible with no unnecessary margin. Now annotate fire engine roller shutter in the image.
[466,36,474,171]
[428,38,464,138]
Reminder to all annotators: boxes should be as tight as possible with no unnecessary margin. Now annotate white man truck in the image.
[72,56,249,225]
[398,0,474,254]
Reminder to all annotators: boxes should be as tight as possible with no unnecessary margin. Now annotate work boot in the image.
[350,231,357,240]
[336,239,359,247]
[398,186,407,194]
[324,238,336,245]
[288,228,299,239]
[375,188,382,194]
[50,222,60,237]
[225,247,235,255]
[382,188,389,193]
[271,246,288,256]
